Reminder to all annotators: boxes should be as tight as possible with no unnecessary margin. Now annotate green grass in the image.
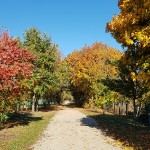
[80,108,150,150]
[0,111,56,150]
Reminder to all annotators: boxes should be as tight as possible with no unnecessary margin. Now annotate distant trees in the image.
[65,42,122,107]
[64,0,149,117]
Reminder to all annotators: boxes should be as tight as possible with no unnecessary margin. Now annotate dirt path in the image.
[31,108,123,150]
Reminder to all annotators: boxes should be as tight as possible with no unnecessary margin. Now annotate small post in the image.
[148,104,150,125]
[118,103,121,115]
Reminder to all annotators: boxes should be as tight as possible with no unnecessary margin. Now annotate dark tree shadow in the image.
[0,113,42,130]
[80,116,99,128]
[83,113,150,149]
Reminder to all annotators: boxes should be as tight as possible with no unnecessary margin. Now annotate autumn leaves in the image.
[106,0,150,115]
[0,28,60,119]
[0,31,34,119]
[65,43,122,107]
[0,0,149,120]
[64,0,150,113]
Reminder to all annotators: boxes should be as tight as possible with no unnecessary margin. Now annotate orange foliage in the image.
[66,42,122,96]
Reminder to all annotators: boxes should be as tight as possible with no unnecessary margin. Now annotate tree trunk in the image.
[113,102,116,114]
[119,107,121,115]
[132,81,137,117]
[126,103,128,116]
[103,107,105,114]
[32,94,36,112]
[148,105,150,125]
[35,100,38,112]
[133,97,136,117]
[118,103,121,115]
[16,103,20,113]
[137,101,142,116]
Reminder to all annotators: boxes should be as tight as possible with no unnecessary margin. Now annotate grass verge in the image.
[0,110,56,150]
[80,108,150,150]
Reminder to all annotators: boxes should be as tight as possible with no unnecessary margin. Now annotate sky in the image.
[0,0,122,57]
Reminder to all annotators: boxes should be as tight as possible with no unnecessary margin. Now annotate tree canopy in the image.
[23,27,61,111]
[106,0,150,115]
[66,42,122,106]
[106,0,150,87]
[0,31,34,116]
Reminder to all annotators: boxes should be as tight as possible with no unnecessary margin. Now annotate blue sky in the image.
[0,0,121,57]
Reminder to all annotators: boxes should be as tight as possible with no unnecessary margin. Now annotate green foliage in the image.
[0,101,9,123]
[23,27,61,109]
[61,91,74,102]
[0,113,8,123]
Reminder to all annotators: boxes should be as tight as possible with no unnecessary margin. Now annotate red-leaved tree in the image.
[0,31,34,114]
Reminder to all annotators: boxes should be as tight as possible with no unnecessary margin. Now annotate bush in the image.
[0,112,9,123]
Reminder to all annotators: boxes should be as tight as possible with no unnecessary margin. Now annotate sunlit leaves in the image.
[23,28,61,102]
[66,42,122,106]
[107,0,150,48]
[106,0,150,109]
[0,31,34,112]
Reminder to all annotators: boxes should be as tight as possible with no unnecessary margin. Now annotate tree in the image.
[23,28,60,111]
[102,57,147,116]
[106,0,150,48]
[106,0,150,116]
[66,42,122,107]
[0,31,34,120]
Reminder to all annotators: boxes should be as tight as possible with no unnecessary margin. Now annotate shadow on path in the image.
[82,112,150,150]
[80,116,98,128]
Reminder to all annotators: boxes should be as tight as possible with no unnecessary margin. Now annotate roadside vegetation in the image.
[0,0,149,149]
[0,109,56,150]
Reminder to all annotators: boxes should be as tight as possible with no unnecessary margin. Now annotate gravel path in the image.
[31,108,123,150]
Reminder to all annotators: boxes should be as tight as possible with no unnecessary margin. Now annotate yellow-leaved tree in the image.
[66,42,122,106]
[106,0,150,115]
